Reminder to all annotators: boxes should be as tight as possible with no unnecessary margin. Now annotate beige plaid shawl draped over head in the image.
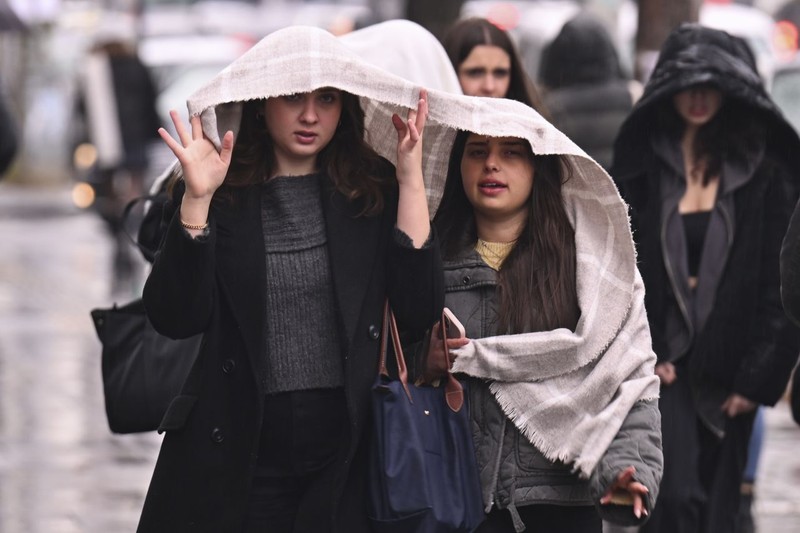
[184,25,660,478]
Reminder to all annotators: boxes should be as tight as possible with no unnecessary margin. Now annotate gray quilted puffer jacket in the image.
[442,249,662,531]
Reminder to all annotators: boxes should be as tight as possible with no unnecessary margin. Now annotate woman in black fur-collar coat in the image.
[611,24,800,533]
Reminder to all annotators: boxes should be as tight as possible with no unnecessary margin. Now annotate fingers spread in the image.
[158,127,184,158]
[407,119,419,142]
[191,114,204,141]
[415,88,428,133]
[171,110,191,146]
[391,113,406,137]
[219,130,235,165]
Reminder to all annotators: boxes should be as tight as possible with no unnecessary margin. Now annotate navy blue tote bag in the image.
[367,300,485,533]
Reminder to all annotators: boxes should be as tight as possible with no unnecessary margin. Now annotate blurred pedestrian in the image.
[735,407,764,533]
[0,81,18,178]
[442,17,547,113]
[74,35,161,286]
[137,26,443,532]
[780,197,800,426]
[611,23,800,533]
[538,11,639,172]
[429,97,662,532]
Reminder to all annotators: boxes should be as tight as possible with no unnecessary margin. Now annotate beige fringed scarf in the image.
[181,25,660,480]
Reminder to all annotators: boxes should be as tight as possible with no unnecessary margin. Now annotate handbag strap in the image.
[379,299,413,402]
[439,317,464,413]
[378,300,465,412]
[440,340,464,413]
[121,194,162,261]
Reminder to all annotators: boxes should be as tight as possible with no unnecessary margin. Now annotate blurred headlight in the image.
[72,182,96,209]
[73,143,98,170]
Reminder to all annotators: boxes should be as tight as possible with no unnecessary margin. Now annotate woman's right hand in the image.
[422,322,470,382]
[654,362,677,386]
[159,110,235,202]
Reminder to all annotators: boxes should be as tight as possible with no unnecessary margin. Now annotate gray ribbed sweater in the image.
[260,173,344,393]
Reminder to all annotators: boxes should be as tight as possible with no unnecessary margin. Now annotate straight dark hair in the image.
[220,90,394,215]
[658,89,764,186]
[442,17,548,116]
[434,130,579,333]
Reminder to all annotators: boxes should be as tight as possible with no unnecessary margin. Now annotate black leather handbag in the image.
[91,298,201,434]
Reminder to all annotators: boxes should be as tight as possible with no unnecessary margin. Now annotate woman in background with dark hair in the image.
[442,17,546,113]
[611,24,800,533]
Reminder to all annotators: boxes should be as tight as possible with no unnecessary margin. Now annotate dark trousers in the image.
[476,504,601,533]
[243,387,347,533]
[641,367,755,533]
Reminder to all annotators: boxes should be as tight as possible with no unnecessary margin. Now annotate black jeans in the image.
[476,504,601,533]
[243,387,347,533]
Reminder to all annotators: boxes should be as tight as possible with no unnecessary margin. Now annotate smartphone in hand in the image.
[442,307,465,339]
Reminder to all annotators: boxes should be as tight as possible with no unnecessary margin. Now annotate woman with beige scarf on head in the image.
[137,26,444,532]
[428,102,663,531]
[136,24,661,532]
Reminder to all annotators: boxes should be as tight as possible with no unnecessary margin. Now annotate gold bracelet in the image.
[180,219,208,231]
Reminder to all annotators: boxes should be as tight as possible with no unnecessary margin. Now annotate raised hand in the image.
[600,466,650,519]
[391,88,428,186]
[159,110,235,202]
[392,89,431,248]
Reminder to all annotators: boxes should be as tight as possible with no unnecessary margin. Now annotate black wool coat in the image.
[137,178,443,532]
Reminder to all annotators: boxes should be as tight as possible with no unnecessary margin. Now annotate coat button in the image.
[368,324,380,339]
[222,359,236,374]
[211,427,224,443]
[462,275,471,284]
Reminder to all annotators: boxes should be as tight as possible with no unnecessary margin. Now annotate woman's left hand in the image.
[599,466,649,519]
[721,393,757,417]
[392,88,431,248]
[392,88,428,186]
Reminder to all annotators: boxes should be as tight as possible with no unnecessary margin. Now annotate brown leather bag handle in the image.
[379,299,412,403]
[378,299,464,412]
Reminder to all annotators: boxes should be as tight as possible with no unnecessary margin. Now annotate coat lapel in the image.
[215,183,385,386]
[322,183,384,349]
[215,187,266,384]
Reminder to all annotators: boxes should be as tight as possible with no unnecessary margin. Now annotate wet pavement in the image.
[1,182,799,533]
[0,183,158,533]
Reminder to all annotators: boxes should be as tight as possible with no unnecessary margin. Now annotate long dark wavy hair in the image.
[434,130,579,333]
[657,88,764,186]
[442,17,548,116]
[219,90,394,215]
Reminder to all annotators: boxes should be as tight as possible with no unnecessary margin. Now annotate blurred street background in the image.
[1,0,800,532]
